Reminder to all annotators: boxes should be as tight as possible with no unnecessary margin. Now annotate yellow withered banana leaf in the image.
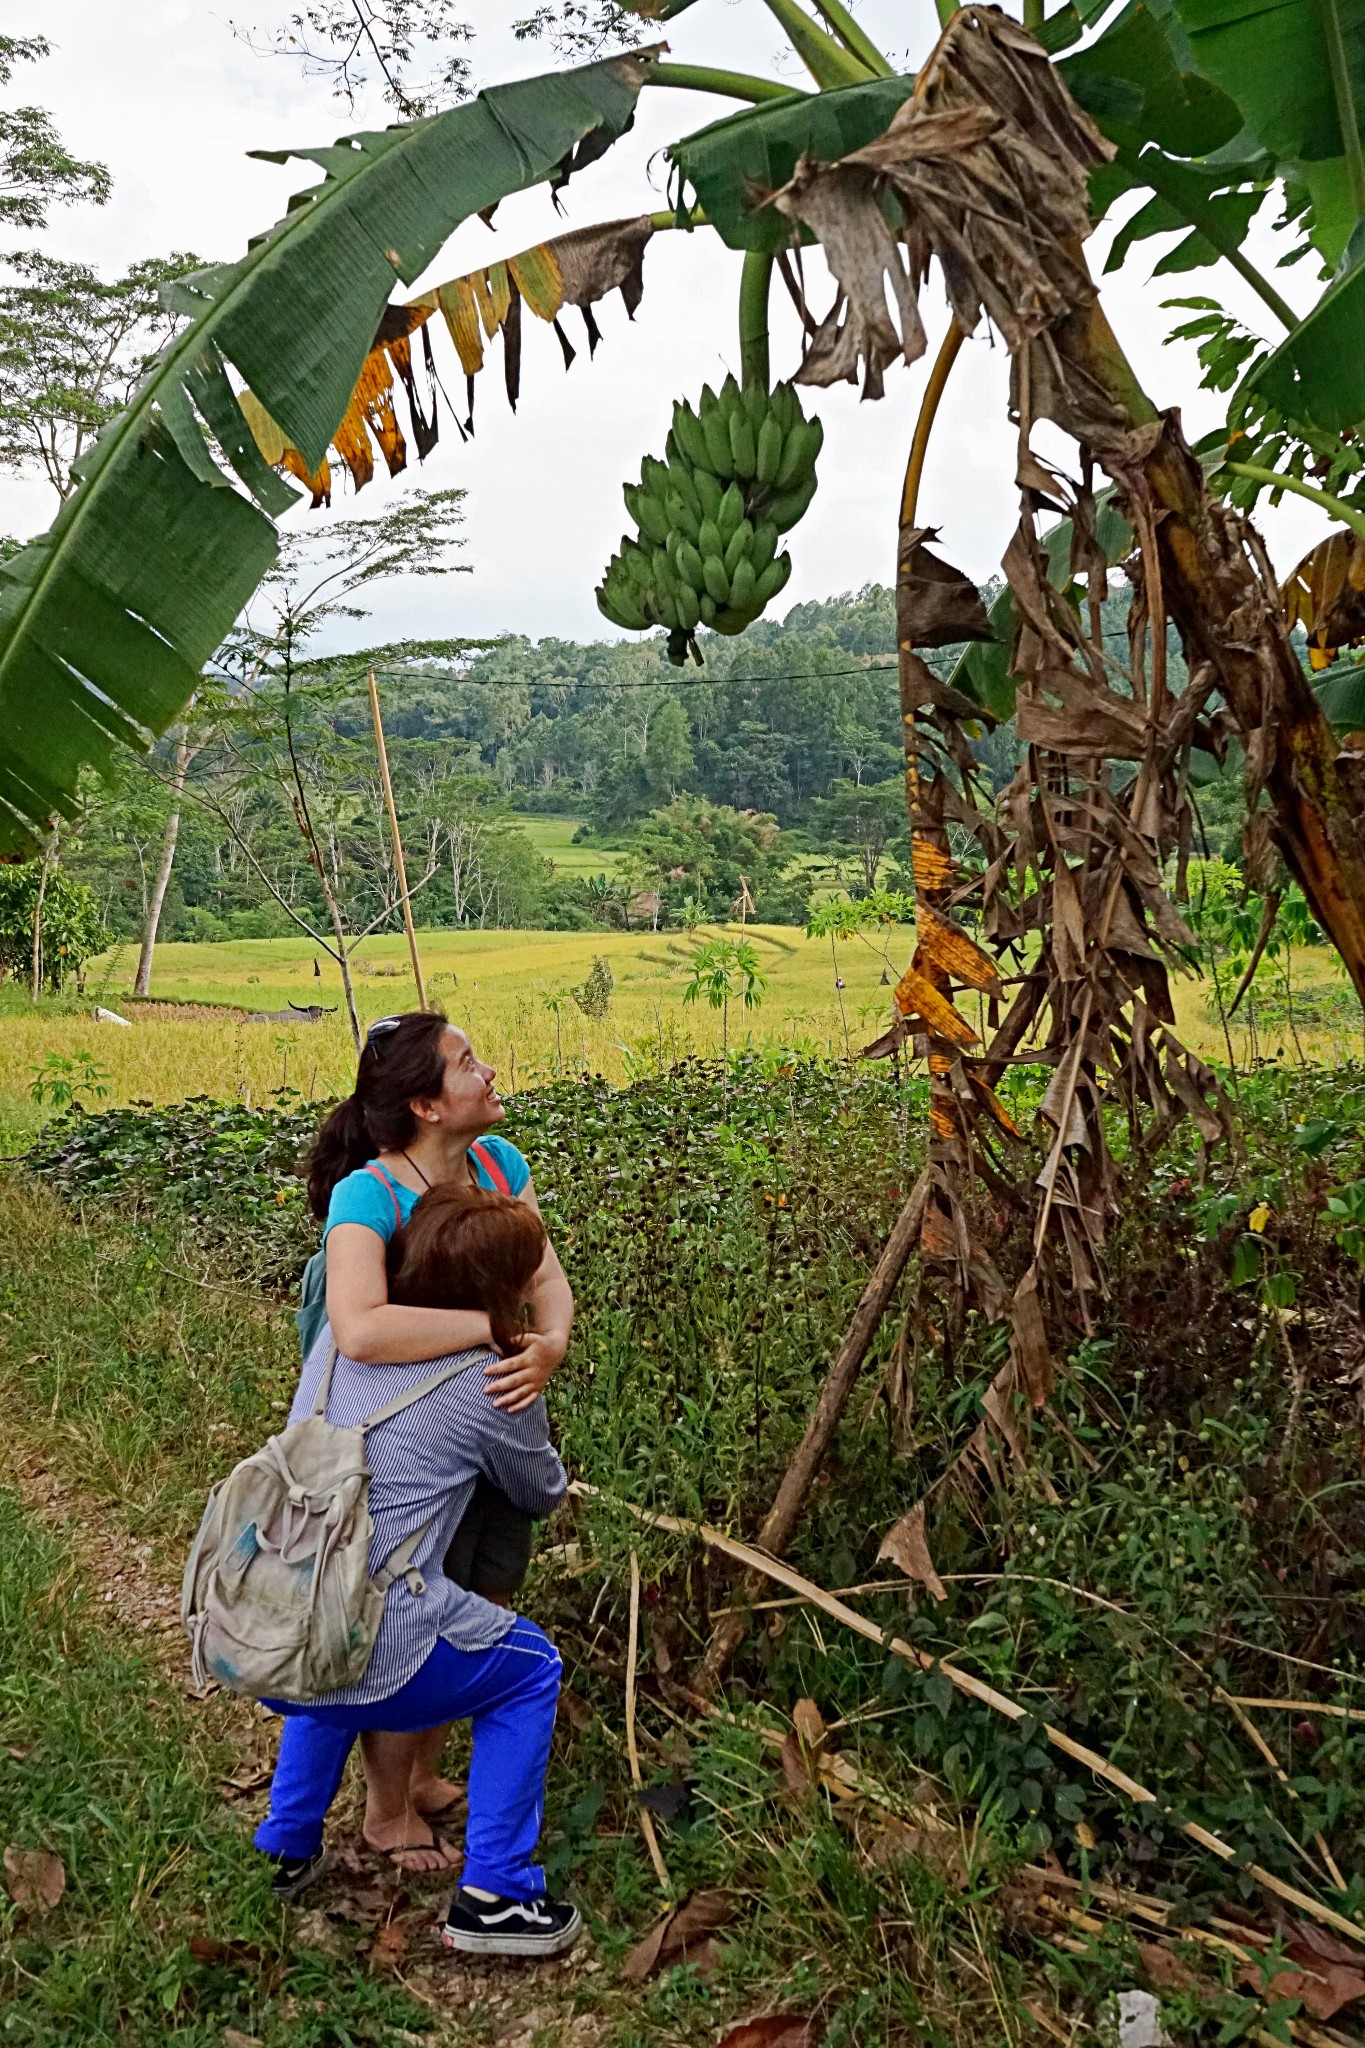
[916,904,1003,996]
[911,834,955,893]
[1281,528,1365,671]
[894,962,980,1047]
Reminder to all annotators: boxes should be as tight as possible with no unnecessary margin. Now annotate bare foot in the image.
[362,1805,459,1873]
[411,1773,465,1818]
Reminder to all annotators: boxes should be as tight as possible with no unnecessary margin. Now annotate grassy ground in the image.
[7,1054,1365,2047]
[516,816,626,879]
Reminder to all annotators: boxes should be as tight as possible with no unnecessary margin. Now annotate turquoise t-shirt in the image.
[323,1136,531,1246]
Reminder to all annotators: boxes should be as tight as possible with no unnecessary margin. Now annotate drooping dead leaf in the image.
[1281,528,1365,670]
[368,1919,409,1974]
[773,163,927,400]
[715,2017,818,2048]
[3,1846,65,1913]
[1009,1265,1053,1407]
[877,1500,947,1601]
[911,835,956,893]
[897,528,995,649]
[894,962,980,1046]
[622,1889,736,1983]
[916,904,1003,996]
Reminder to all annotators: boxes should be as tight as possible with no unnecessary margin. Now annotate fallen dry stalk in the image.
[573,1484,1365,1949]
[626,1550,671,1892]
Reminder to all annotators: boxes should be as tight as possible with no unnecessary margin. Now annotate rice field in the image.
[4,920,1358,1133]
[5,922,907,1121]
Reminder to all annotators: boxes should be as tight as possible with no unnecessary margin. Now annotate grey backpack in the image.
[181,1344,479,1702]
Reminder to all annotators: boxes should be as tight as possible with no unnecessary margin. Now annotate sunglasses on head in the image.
[365,1016,403,1050]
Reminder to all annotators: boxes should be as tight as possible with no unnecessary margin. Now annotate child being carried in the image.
[387,1180,548,1606]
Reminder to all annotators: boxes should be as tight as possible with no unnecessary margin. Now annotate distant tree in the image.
[808,777,907,896]
[0,35,110,232]
[200,489,469,1045]
[622,796,810,929]
[0,251,199,501]
[0,861,104,993]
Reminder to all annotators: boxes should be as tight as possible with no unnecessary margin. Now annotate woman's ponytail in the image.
[306,1096,374,1219]
[304,1009,450,1220]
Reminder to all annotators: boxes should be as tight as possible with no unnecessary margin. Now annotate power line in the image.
[364,658,916,692]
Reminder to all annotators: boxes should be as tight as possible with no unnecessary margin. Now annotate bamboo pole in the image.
[366,668,427,1009]
[577,1484,1365,1951]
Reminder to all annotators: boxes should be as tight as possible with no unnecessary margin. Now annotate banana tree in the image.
[8,0,1365,1655]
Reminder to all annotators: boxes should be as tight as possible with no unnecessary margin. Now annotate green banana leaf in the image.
[668,73,914,253]
[0,51,650,857]
[1314,660,1365,727]
[1173,0,1365,266]
[1238,256,1365,430]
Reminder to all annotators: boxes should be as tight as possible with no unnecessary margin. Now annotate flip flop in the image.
[362,1832,459,1873]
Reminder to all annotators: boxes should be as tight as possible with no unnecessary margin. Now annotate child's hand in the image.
[485,1330,565,1413]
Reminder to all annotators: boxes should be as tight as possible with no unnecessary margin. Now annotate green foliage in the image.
[681,936,767,1013]
[28,1049,110,1112]
[0,48,648,856]
[0,33,110,231]
[668,74,914,253]
[623,795,811,926]
[572,953,615,1019]
[0,860,105,990]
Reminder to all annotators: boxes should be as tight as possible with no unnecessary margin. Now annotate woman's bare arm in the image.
[327,1223,494,1364]
[484,1176,576,1414]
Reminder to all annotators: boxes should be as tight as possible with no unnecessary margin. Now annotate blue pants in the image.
[254,1621,562,1899]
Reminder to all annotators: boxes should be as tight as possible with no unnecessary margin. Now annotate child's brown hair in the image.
[386,1182,547,1356]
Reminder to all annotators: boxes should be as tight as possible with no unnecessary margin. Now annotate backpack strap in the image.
[358,1350,487,1433]
[362,1161,405,1228]
[311,1340,339,1419]
[469,1137,512,1196]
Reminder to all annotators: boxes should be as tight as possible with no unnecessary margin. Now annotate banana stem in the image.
[807,0,894,75]
[739,251,774,391]
[759,0,877,86]
[642,61,803,103]
[1224,461,1365,545]
[933,0,959,25]
[901,322,966,526]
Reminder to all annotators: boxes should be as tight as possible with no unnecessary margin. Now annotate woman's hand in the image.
[484,1330,566,1414]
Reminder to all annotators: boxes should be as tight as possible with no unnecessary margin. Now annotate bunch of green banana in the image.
[597,375,823,665]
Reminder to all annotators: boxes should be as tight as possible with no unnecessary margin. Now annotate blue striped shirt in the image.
[285,1332,567,1707]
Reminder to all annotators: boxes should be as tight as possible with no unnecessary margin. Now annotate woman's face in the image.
[413,1027,503,1138]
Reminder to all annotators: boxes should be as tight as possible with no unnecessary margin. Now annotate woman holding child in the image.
[252,1010,580,1957]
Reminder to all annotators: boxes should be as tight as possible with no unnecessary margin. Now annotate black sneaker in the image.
[441,1886,582,1958]
[268,1847,330,1899]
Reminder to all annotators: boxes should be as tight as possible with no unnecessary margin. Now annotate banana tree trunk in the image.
[1044,298,1365,1005]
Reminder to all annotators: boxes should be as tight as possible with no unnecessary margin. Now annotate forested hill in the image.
[350,583,913,827]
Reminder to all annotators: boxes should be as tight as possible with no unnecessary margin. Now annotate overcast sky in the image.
[1,0,1329,652]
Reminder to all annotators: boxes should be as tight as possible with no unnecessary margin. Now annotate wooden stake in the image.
[367,668,427,1009]
[626,1550,671,1892]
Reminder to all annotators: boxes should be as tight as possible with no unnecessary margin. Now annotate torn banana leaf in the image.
[247,215,657,497]
[668,74,912,253]
[0,50,650,855]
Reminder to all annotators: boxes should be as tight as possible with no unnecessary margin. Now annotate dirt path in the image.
[9,1440,612,2047]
